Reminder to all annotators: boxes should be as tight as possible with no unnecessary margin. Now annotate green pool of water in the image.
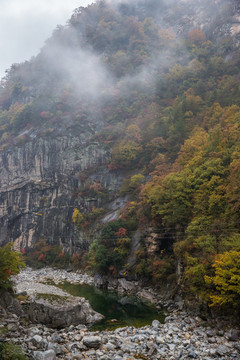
[58,281,164,331]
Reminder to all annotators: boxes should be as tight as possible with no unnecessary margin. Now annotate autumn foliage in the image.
[205,251,240,308]
[0,243,25,289]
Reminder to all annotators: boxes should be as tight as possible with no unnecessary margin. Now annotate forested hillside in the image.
[0,0,240,312]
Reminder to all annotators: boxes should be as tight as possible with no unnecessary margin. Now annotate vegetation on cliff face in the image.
[0,0,240,311]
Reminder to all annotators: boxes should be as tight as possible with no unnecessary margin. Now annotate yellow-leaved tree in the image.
[205,251,240,308]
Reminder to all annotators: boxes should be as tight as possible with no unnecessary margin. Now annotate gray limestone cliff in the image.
[0,132,124,250]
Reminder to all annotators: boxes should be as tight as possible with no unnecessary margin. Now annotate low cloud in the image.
[39,34,113,99]
[0,0,93,80]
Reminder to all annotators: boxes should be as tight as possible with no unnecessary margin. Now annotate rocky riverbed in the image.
[13,267,95,291]
[0,268,239,360]
[14,267,161,307]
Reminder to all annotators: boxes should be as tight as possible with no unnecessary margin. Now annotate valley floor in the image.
[0,268,239,360]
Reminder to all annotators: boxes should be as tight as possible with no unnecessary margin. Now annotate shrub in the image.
[0,342,28,360]
[0,243,25,290]
[24,239,70,269]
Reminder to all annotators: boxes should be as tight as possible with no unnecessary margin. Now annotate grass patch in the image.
[16,295,29,302]
[39,278,57,286]
[35,293,70,304]
[0,327,8,335]
[0,342,28,360]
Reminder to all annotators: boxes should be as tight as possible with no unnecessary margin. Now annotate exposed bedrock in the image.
[14,279,104,328]
[0,135,124,250]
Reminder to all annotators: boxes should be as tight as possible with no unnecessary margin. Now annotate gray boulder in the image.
[18,281,104,328]
[33,350,56,360]
[152,319,160,328]
[24,295,104,328]
[83,335,102,348]
[225,329,239,341]
[30,334,43,348]
[216,345,230,356]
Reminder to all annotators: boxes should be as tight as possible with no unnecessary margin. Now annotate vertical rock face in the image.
[166,0,240,46]
[0,136,108,190]
[0,134,121,250]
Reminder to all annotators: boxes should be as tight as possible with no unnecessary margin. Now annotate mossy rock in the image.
[35,293,70,305]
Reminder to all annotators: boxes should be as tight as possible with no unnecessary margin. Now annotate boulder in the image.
[31,335,43,348]
[0,291,23,316]
[83,336,102,348]
[18,281,104,328]
[152,319,160,329]
[206,329,216,337]
[216,345,230,356]
[94,274,109,289]
[117,278,138,294]
[47,343,62,355]
[24,294,104,328]
[33,350,56,360]
[225,329,239,341]
[7,322,19,332]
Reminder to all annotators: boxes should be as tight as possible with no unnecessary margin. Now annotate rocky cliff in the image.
[0,129,124,250]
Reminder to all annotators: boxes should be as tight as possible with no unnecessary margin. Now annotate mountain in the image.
[0,0,240,310]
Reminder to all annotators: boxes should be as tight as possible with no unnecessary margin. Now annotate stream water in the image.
[58,281,165,331]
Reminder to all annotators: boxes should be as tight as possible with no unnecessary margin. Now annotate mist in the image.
[39,31,114,100]
[2,0,234,112]
[0,0,93,80]
[32,0,179,100]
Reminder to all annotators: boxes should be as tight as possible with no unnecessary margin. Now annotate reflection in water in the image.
[58,282,164,330]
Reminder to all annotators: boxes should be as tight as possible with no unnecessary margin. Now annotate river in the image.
[58,281,164,330]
